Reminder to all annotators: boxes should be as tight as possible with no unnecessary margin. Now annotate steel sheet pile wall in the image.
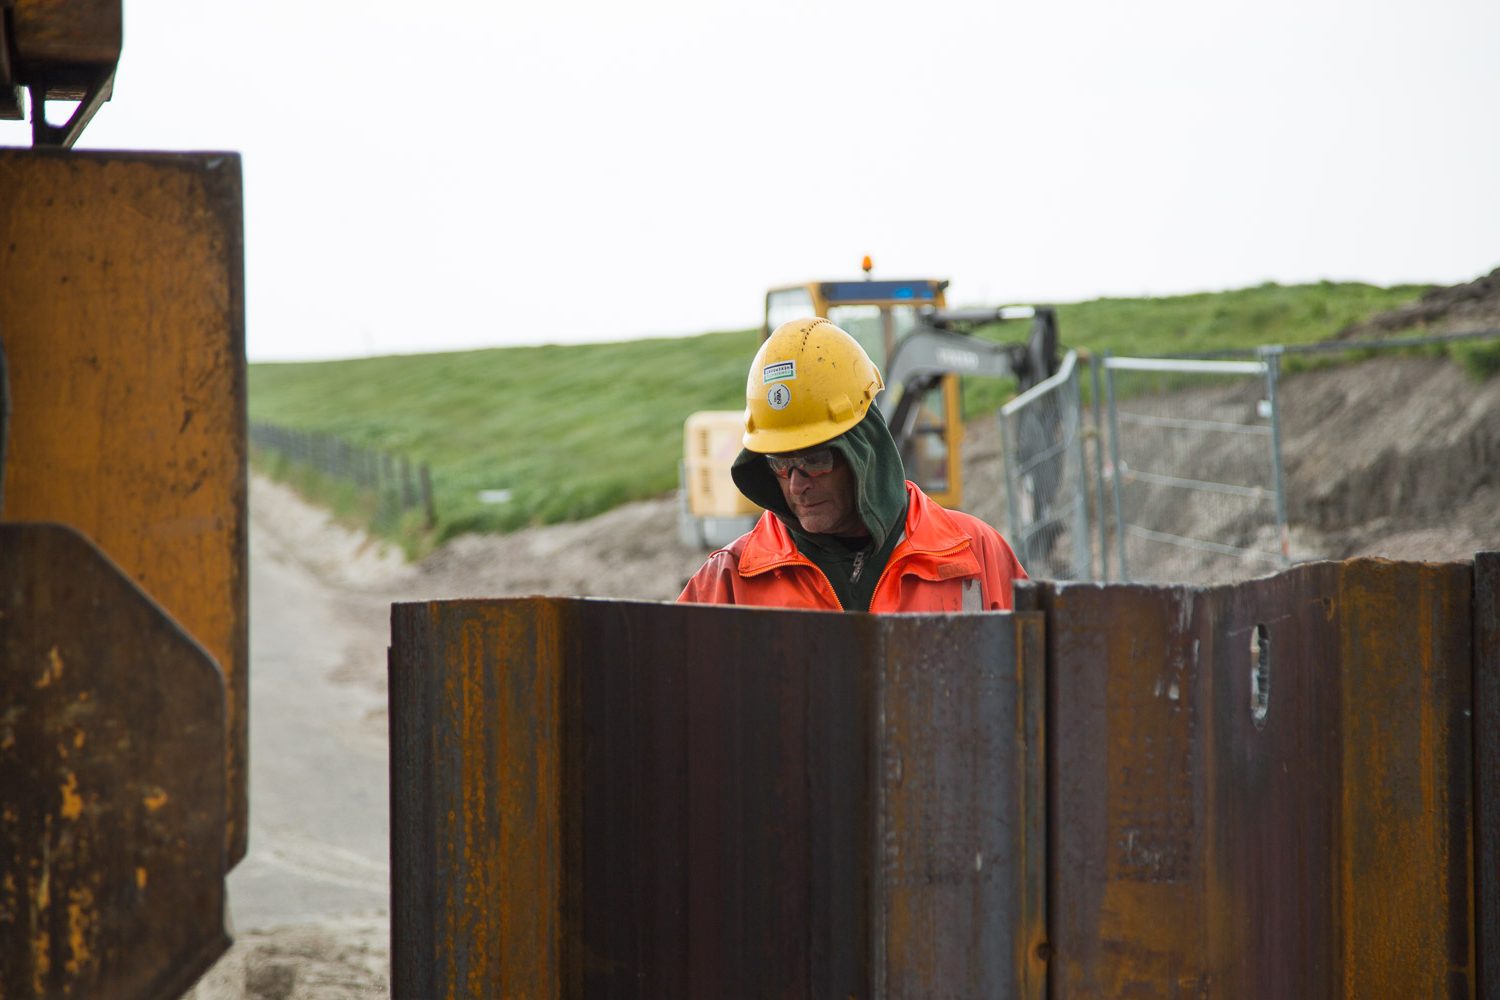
[0,525,229,1000]
[1477,552,1500,999]
[1022,558,1477,996]
[389,599,1046,999]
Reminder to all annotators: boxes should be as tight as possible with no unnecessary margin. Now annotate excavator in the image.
[3,5,249,997]
[680,259,1061,548]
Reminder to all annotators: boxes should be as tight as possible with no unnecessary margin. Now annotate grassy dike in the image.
[250,330,755,548]
[250,281,1428,550]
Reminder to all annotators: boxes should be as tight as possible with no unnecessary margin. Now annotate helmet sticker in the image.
[767,384,792,410]
[762,360,796,384]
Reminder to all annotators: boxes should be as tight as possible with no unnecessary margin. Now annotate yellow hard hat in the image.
[742,317,885,453]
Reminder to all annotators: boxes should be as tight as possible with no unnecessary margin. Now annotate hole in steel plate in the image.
[1250,622,1271,729]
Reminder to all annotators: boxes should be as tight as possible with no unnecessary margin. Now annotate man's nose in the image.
[787,468,815,492]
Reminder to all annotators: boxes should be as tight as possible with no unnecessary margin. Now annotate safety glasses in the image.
[766,446,836,479]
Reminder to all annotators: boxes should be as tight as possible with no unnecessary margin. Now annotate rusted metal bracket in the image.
[28,70,113,147]
[2,0,122,143]
[0,12,21,121]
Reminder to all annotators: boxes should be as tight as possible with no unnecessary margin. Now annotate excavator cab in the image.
[763,276,963,506]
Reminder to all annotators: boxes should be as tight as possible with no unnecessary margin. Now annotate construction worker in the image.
[678,317,1027,611]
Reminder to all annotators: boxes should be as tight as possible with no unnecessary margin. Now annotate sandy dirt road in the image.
[187,483,400,999]
[232,521,390,929]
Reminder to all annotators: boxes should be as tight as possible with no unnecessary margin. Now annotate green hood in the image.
[730,406,909,553]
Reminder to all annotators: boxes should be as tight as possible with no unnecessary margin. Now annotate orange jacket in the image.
[677,482,1027,612]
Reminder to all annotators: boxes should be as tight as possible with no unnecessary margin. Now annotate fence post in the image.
[998,408,1025,569]
[400,457,416,511]
[1102,353,1130,582]
[420,464,436,529]
[251,422,436,531]
[1068,363,1093,581]
[1259,345,1290,566]
[1088,355,1110,582]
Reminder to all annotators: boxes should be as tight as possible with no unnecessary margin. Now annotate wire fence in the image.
[249,421,436,529]
[1101,353,1288,584]
[999,350,1093,581]
[998,327,1500,584]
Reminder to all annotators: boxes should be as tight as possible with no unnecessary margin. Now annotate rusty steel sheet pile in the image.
[1477,552,1500,999]
[1021,557,1478,997]
[389,598,1047,999]
[0,525,230,1000]
[390,555,1492,998]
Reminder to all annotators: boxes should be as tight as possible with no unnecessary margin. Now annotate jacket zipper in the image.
[821,562,845,611]
[867,558,896,612]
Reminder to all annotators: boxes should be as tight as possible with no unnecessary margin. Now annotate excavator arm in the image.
[879,305,1060,478]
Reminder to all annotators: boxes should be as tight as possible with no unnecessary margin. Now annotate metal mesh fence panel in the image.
[1102,355,1288,584]
[1000,351,1093,581]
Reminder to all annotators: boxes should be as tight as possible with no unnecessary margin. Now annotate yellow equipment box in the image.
[683,410,760,518]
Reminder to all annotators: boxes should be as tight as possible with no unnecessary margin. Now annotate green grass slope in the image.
[250,330,755,545]
[250,281,1427,547]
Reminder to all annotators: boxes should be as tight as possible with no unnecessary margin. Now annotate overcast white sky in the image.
[7,0,1498,361]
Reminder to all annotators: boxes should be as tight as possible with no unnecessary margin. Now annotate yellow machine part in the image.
[683,410,759,518]
[0,149,248,865]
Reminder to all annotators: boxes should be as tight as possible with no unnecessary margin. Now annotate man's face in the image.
[770,447,866,537]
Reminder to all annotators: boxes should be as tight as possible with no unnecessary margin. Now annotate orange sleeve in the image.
[676,549,740,605]
[977,524,1029,611]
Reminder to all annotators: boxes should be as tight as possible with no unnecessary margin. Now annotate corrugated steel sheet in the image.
[389,599,1045,999]
[1030,558,1475,997]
